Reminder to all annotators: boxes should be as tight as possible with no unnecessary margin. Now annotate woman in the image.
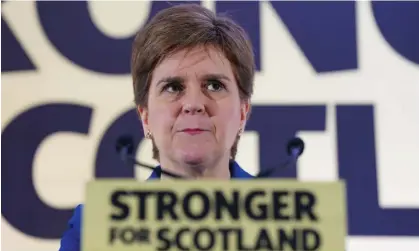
[59,3,255,251]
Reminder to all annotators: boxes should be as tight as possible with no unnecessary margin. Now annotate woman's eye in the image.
[163,82,184,93]
[206,80,225,92]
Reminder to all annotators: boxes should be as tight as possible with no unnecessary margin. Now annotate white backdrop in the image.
[2,1,419,251]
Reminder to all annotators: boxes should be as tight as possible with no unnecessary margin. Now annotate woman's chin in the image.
[176,149,210,166]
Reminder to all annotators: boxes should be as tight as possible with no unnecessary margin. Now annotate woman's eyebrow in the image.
[156,76,184,86]
[156,73,231,86]
[201,73,231,82]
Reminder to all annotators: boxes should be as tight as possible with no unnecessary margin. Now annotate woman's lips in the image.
[181,128,206,135]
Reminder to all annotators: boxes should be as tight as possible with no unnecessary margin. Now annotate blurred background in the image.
[1,1,419,251]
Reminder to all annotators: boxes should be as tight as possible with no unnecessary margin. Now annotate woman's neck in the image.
[158,156,231,180]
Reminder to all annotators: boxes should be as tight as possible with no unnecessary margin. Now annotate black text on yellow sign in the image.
[108,189,321,251]
[82,180,346,251]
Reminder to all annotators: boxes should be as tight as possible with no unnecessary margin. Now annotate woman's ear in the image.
[239,100,250,132]
[137,105,149,134]
[240,99,250,123]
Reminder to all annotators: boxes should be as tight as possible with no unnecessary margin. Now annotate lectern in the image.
[82,179,347,251]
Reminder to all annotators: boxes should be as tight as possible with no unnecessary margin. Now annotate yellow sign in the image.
[82,179,347,251]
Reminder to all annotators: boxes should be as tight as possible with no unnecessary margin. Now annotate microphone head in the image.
[115,135,134,155]
[287,137,305,157]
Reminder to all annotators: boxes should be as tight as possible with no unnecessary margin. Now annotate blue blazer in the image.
[58,161,253,251]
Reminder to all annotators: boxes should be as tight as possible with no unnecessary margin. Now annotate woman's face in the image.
[138,46,249,166]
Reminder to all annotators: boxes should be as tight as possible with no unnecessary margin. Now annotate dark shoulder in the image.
[59,204,84,251]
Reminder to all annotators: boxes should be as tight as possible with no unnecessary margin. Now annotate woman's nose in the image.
[182,103,204,114]
[181,89,206,115]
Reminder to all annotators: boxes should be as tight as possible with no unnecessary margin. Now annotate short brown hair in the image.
[131,3,255,160]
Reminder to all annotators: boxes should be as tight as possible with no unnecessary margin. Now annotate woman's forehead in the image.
[153,46,234,77]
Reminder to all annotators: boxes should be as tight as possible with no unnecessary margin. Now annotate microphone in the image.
[255,137,304,177]
[115,135,185,178]
[115,135,305,179]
